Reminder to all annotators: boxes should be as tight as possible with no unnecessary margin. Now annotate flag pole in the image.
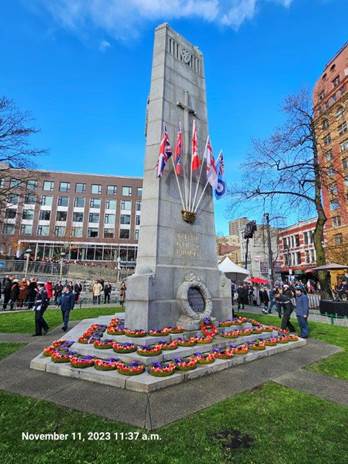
[192,135,208,213]
[179,122,188,210]
[171,156,185,210]
[194,180,209,214]
[188,119,195,212]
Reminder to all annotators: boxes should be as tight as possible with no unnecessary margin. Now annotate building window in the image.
[295,235,300,247]
[340,140,348,153]
[323,134,331,146]
[43,180,54,191]
[345,176,348,186]
[21,224,33,235]
[56,211,67,222]
[104,214,115,225]
[39,210,50,221]
[336,106,345,119]
[120,229,130,239]
[296,252,301,265]
[137,187,143,197]
[121,200,132,211]
[136,201,141,211]
[332,216,342,227]
[310,249,315,263]
[88,228,99,238]
[7,194,19,205]
[135,229,139,240]
[104,230,114,239]
[89,213,100,223]
[27,180,38,190]
[324,150,333,161]
[37,225,49,236]
[136,215,141,226]
[72,227,83,237]
[122,186,132,196]
[106,200,116,210]
[10,178,21,188]
[107,185,117,195]
[22,209,34,220]
[24,193,36,204]
[330,200,339,210]
[41,195,53,206]
[3,224,15,235]
[120,214,131,225]
[342,159,348,170]
[74,197,85,208]
[338,121,348,136]
[59,182,70,192]
[75,183,86,193]
[332,75,340,88]
[90,198,101,208]
[322,119,329,130]
[91,184,102,194]
[73,212,84,222]
[334,233,343,245]
[54,226,66,237]
[58,196,69,207]
[5,209,16,219]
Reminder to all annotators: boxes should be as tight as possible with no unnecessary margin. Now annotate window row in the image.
[41,181,142,197]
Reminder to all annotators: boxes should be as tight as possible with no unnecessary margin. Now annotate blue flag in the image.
[214,152,226,200]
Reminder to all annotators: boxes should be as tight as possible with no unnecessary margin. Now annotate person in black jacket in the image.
[2,276,12,310]
[278,285,296,332]
[60,285,75,332]
[104,282,112,304]
[33,283,49,336]
[27,278,38,309]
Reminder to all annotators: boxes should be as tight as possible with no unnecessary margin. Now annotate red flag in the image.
[191,120,200,171]
[156,127,172,177]
[174,127,183,175]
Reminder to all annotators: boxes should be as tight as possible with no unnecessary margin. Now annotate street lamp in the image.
[24,248,32,278]
[116,256,121,282]
[59,252,66,281]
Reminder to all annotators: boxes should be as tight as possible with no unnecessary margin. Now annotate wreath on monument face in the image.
[199,317,218,338]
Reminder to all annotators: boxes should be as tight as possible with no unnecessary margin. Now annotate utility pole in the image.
[243,221,257,271]
[264,213,274,287]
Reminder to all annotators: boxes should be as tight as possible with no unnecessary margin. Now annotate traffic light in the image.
[243,220,257,239]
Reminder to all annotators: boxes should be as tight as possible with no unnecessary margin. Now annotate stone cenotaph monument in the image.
[125,24,232,330]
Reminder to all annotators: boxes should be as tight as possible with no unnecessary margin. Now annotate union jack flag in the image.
[174,126,183,175]
[157,127,173,177]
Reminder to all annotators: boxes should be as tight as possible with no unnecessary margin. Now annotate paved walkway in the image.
[0,325,346,429]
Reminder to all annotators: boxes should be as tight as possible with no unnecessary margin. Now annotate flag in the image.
[174,126,183,175]
[191,120,200,171]
[157,127,172,177]
[215,151,226,199]
[204,136,218,189]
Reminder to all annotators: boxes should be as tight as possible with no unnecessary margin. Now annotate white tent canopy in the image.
[218,257,249,281]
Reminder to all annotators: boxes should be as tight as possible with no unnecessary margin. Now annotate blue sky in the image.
[0,0,347,234]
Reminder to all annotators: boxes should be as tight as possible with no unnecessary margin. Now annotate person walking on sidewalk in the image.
[32,283,49,336]
[60,285,75,332]
[279,285,296,333]
[295,287,309,338]
[119,281,127,308]
[103,282,112,304]
[92,280,103,304]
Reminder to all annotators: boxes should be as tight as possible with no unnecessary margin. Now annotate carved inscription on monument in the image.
[175,232,200,257]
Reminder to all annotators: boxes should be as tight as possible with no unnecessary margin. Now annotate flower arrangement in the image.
[43,346,57,357]
[52,340,67,348]
[160,340,178,351]
[241,329,253,336]
[234,344,249,355]
[78,337,89,344]
[106,326,125,336]
[177,337,197,347]
[222,330,241,339]
[93,339,114,350]
[124,328,147,338]
[278,335,290,344]
[196,335,213,345]
[194,352,216,365]
[137,344,162,356]
[77,324,107,344]
[70,355,95,368]
[112,342,137,354]
[169,326,184,334]
[174,356,198,371]
[51,352,71,363]
[288,334,299,342]
[252,327,263,335]
[214,348,235,360]
[148,361,176,377]
[262,326,274,332]
[199,318,218,338]
[251,340,266,351]
[219,320,235,327]
[265,337,278,346]
[117,361,145,376]
[148,328,171,337]
[94,358,118,371]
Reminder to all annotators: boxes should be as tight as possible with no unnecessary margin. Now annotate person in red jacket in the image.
[44,281,53,304]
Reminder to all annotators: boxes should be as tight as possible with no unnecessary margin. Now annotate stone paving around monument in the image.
[30,313,306,393]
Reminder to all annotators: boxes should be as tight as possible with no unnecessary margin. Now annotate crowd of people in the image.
[233,280,310,338]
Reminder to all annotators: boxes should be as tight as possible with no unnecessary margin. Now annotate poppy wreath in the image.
[219,320,236,327]
[214,348,235,360]
[112,342,137,354]
[106,326,124,336]
[174,356,198,371]
[43,345,57,357]
[93,339,114,350]
[51,340,67,348]
[160,340,178,351]
[169,326,184,334]
[70,356,95,368]
[278,336,290,344]
[148,328,171,337]
[124,329,147,338]
[94,359,118,371]
[221,330,241,339]
[137,344,162,356]
[288,334,299,342]
[262,326,274,332]
[78,337,89,344]
[199,318,218,338]
[148,361,176,377]
[195,335,213,345]
[241,329,253,336]
[177,337,197,347]
[265,337,278,347]
[251,340,266,351]
[51,352,71,363]
[194,352,216,365]
[234,344,249,355]
[252,327,263,335]
[117,361,145,376]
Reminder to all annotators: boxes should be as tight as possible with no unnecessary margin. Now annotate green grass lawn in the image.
[0,307,122,334]
[240,312,348,381]
[0,342,26,360]
[0,382,347,464]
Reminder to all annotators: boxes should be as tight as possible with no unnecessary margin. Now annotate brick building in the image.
[0,168,143,266]
[313,42,348,264]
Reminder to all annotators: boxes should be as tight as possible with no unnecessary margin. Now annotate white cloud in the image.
[99,39,111,52]
[33,0,295,40]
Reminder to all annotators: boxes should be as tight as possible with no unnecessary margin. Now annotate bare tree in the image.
[0,97,46,206]
[229,90,335,296]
